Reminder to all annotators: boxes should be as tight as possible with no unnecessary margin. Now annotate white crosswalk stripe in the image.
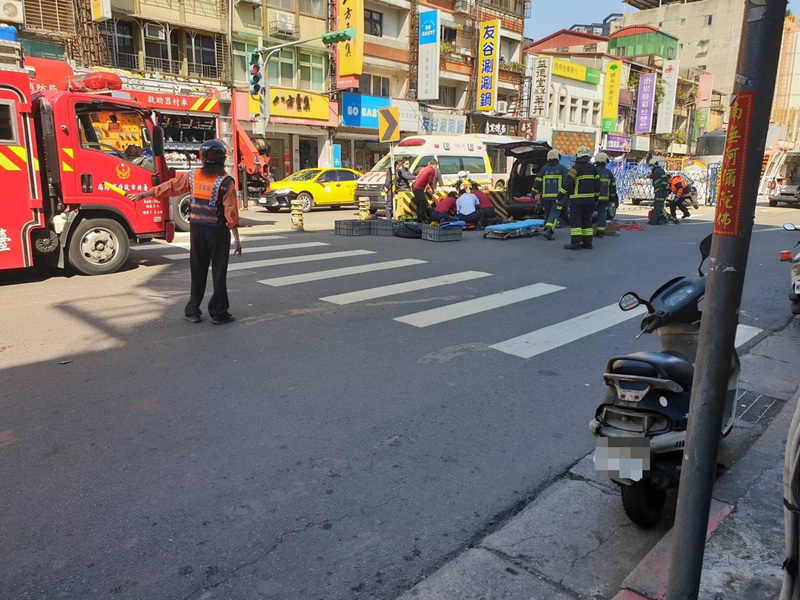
[131,234,287,250]
[394,283,565,328]
[491,303,647,359]
[260,259,427,287]
[163,242,328,260]
[228,249,375,272]
[320,271,492,305]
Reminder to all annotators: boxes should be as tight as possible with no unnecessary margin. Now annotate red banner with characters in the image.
[714,92,755,237]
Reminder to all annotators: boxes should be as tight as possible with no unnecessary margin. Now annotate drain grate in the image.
[736,390,786,426]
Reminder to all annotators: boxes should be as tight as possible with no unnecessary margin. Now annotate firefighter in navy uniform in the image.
[129,140,242,325]
[594,152,618,238]
[559,146,599,250]
[648,157,671,225]
[532,149,568,241]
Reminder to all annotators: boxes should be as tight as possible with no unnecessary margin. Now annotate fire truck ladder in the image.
[408,0,419,99]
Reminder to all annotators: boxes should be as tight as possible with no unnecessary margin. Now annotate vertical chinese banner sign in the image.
[656,59,679,134]
[530,55,551,118]
[336,0,363,89]
[714,93,754,237]
[477,20,501,112]
[602,60,622,132]
[635,73,656,134]
[418,10,440,101]
[693,73,714,139]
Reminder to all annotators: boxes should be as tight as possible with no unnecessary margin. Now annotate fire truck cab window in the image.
[76,106,155,171]
[0,102,17,143]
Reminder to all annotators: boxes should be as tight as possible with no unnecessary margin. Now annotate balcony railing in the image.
[481,0,530,18]
[109,52,223,81]
[144,56,183,76]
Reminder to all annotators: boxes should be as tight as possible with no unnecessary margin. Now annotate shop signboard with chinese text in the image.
[341,93,390,128]
[476,20,501,112]
[391,99,421,132]
[519,120,537,141]
[418,10,440,101]
[656,59,679,134]
[128,91,220,113]
[336,0,364,88]
[605,134,631,153]
[530,55,551,118]
[249,88,330,121]
[714,93,754,237]
[469,115,518,137]
[552,59,600,85]
[635,73,656,134]
[602,60,622,132]
[419,111,466,135]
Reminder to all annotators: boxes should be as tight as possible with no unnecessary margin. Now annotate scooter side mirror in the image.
[619,292,641,311]
[784,223,798,231]
[699,233,713,259]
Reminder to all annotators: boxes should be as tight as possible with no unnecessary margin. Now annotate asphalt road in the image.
[0,202,797,600]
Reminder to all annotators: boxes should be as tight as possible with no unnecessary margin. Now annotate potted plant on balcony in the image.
[440,41,456,57]
[500,60,525,74]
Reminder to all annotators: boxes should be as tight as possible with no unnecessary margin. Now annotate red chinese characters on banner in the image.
[714,92,755,237]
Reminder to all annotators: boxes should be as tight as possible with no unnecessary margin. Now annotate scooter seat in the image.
[609,351,694,387]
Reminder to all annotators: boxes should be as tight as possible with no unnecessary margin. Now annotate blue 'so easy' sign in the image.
[341,93,391,128]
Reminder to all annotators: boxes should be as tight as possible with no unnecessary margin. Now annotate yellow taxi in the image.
[260,168,364,212]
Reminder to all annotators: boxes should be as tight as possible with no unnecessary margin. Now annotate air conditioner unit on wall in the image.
[453,0,474,15]
[274,11,295,35]
[496,100,508,114]
[144,23,166,40]
[1,0,24,25]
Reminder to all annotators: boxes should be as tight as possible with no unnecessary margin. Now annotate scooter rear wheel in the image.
[621,481,667,527]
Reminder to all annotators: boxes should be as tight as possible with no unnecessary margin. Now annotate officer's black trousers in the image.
[186,224,231,319]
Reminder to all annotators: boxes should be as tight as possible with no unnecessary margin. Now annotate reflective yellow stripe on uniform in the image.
[572,174,597,199]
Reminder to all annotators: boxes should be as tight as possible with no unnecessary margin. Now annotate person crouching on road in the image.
[594,152,618,238]
[532,149,567,240]
[559,146,599,250]
[648,157,671,225]
[456,187,484,225]
[128,140,242,325]
[472,184,497,223]
[669,172,692,220]
[413,159,439,223]
[428,192,457,222]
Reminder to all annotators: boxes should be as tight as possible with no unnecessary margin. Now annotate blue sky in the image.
[524,0,800,42]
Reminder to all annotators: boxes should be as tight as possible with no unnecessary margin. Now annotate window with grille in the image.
[100,21,138,70]
[365,10,383,37]
[22,0,75,35]
[438,85,457,107]
[188,34,218,77]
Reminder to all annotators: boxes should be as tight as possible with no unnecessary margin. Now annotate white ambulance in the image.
[354,135,493,211]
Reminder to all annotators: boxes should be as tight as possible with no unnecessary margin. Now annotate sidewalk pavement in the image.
[397,319,800,600]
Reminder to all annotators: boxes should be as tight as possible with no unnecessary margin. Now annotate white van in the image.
[354,135,493,210]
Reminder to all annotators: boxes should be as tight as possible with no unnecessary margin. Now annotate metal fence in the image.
[610,161,723,206]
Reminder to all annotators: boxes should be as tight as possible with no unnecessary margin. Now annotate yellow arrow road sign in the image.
[378,107,400,143]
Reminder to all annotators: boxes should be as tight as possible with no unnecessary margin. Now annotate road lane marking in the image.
[162,242,328,260]
[320,271,492,305]
[394,283,565,328]
[260,259,427,287]
[132,235,287,250]
[490,304,648,359]
[228,250,375,272]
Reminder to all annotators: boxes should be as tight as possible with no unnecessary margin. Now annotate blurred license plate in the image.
[358,196,370,202]
[594,438,650,481]
[794,281,800,295]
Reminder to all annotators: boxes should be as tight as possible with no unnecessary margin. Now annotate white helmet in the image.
[576,146,592,159]
[595,152,610,165]
[648,157,660,166]
[457,170,469,179]
[547,149,561,161]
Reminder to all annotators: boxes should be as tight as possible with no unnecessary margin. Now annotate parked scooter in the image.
[590,234,740,527]
[782,223,800,315]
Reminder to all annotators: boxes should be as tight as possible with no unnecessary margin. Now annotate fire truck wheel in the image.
[68,218,130,276]
[172,194,191,232]
[297,192,314,213]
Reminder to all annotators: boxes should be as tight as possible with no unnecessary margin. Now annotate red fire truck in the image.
[0,42,175,275]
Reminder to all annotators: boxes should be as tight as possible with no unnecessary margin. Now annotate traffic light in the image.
[321,27,357,45]
[248,52,262,96]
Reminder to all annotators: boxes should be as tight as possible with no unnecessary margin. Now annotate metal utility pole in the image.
[665,2,786,599]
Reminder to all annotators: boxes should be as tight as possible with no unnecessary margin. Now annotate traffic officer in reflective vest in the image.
[129,140,243,325]
[532,149,568,241]
[559,146,599,250]
[594,152,618,238]
[648,157,671,225]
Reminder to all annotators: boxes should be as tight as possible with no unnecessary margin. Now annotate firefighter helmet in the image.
[595,152,610,165]
[200,140,227,165]
[648,156,660,166]
[576,146,592,159]
[547,149,561,161]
